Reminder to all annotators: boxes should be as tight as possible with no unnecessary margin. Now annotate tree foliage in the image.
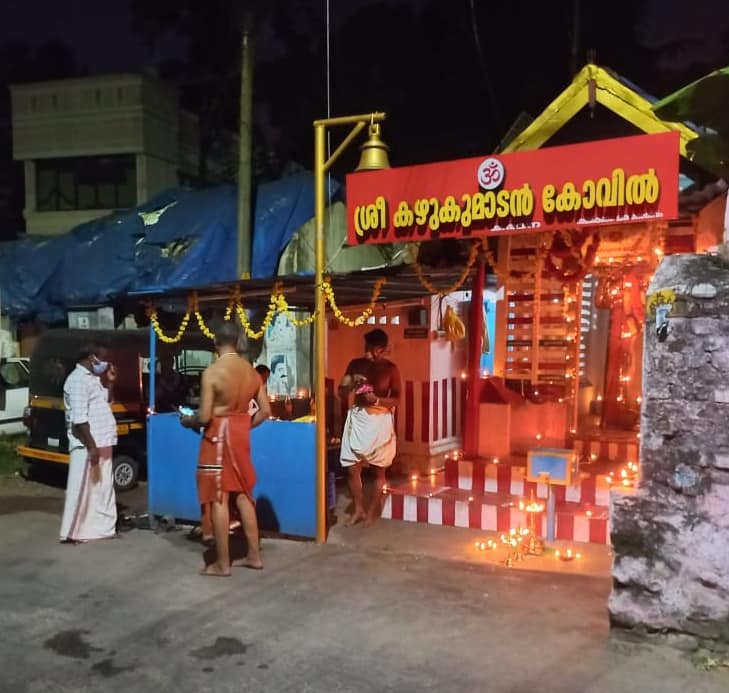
[129,0,724,181]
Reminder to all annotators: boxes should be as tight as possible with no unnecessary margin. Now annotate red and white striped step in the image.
[443,457,615,507]
[381,474,617,544]
[571,434,639,464]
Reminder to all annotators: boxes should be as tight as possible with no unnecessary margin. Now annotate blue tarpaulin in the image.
[0,172,338,321]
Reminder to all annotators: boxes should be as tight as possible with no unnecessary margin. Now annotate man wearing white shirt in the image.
[59,341,119,544]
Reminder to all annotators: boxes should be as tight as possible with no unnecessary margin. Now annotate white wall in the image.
[327,293,469,473]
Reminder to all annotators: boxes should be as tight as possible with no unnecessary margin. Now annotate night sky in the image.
[0,0,728,240]
[2,0,727,74]
[1,0,182,72]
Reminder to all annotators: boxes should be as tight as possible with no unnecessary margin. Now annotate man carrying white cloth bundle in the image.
[338,328,401,526]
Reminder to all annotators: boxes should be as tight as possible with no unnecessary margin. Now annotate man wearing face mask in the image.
[59,341,119,544]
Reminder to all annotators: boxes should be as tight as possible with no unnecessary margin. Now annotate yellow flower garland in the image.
[149,310,191,344]
[234,293,280,340]
[274,294,317,327]
[194,311,216,340]
[413,241,481,295]
[148,277,388,343]
[322,278,386,327]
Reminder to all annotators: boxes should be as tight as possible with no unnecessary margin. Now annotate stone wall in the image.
[610,253,729,643]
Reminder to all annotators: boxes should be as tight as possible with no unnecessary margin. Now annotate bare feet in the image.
[232,557,264,570]
[344,512,366,527]
[199,563,231,578]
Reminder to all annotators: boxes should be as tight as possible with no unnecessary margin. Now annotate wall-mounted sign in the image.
[346,132,679,246]
[403,327,429,339]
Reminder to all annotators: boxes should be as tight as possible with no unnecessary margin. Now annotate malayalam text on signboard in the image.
[345,132,680,246]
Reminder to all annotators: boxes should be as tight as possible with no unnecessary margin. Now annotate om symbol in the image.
[477,157,505,191]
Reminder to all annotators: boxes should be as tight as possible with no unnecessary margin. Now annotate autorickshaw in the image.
[18,328,213,490]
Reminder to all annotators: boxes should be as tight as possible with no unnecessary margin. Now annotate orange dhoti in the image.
[197,413,256,538]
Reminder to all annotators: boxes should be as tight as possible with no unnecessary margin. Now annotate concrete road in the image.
[0,479,727,693]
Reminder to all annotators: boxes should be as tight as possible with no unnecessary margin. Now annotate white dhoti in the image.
[60,446,117,542]
[340,406,396,468]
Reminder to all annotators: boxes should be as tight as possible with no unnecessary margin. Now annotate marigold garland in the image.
[149,310,190,344]
[194,311,216,340]
[542,230,600,284]
[148,277,387,343]
[322,278,386,327]
[274,294,317,327]
[413,241,481,295]
[234,291,280,339]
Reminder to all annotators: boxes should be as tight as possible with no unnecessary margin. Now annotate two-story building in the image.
[10,72,206,235]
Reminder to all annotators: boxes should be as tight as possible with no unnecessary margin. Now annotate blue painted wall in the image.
[147,414,316,538]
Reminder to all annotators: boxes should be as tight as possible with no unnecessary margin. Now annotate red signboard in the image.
[345,132,679,246]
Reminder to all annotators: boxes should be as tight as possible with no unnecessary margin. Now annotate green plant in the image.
[0,434,25,477]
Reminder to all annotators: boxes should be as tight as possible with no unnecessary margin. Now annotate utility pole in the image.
[570,0,581,76]
[236,18,255,279]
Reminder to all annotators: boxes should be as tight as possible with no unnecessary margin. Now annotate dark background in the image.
[1,0,727,240]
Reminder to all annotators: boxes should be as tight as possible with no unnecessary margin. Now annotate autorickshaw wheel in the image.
[113,455,140,492]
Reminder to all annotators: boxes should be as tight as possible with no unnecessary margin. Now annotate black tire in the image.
[113,454,139,492]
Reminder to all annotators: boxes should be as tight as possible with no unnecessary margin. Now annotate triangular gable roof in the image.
[502,63,699,156]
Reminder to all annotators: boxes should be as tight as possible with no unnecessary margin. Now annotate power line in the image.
[468,0,500,129]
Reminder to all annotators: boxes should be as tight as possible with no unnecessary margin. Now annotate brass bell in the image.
[355,122,391,171]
